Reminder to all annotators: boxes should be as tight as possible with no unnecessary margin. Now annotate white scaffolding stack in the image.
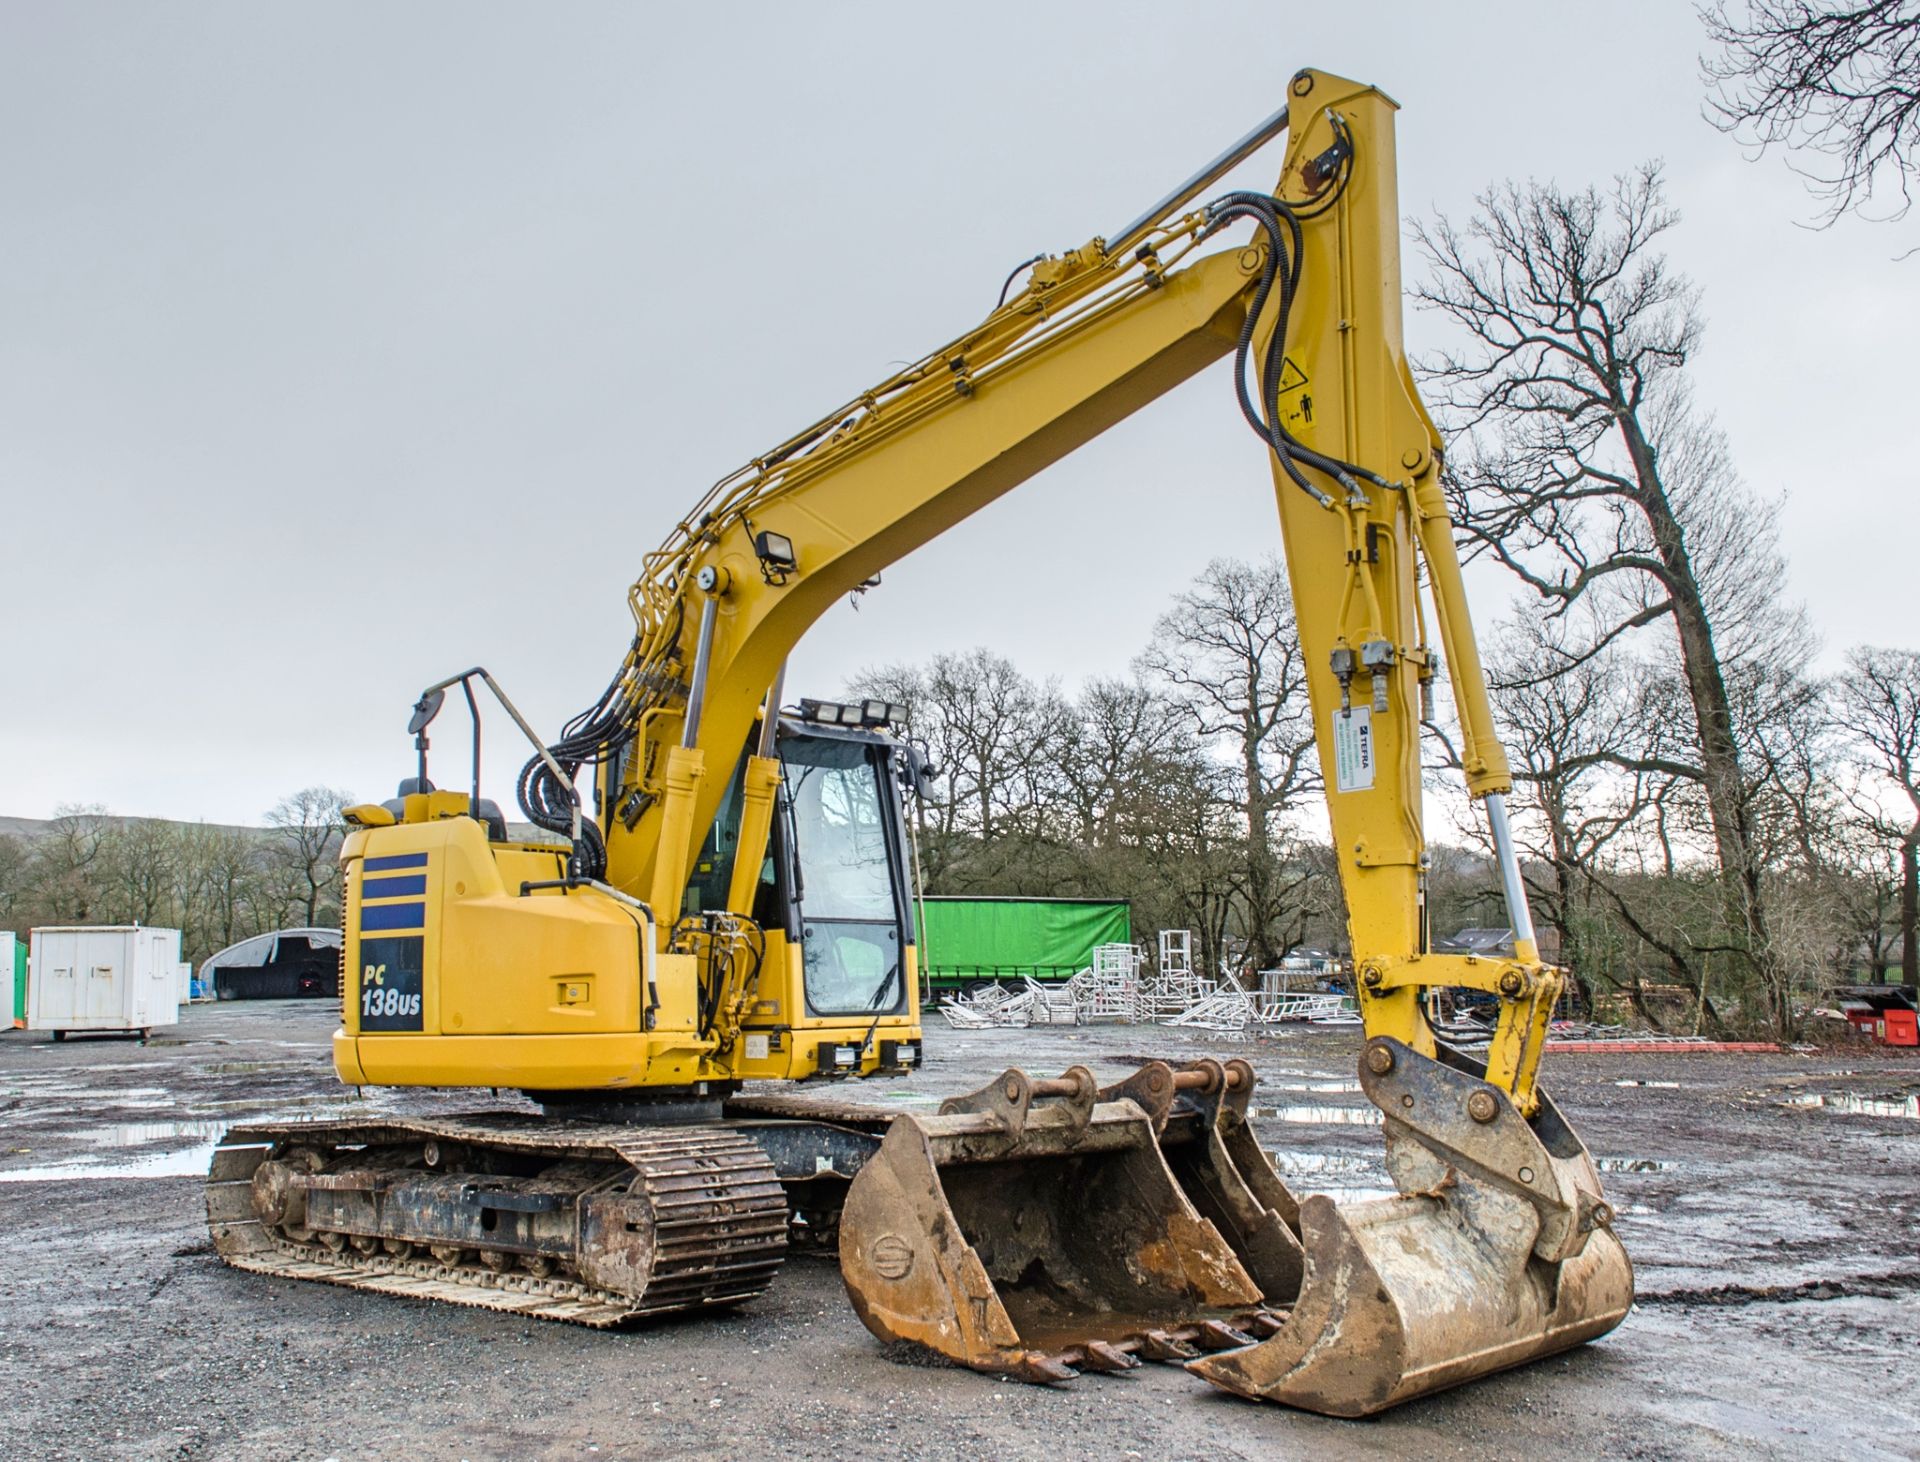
[1025,975,1082,1025]
[1132,928,1214,1021]
[934,928,1354,1033]
[1073,942,1143,1020]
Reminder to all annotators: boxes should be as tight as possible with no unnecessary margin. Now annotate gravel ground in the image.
[2,1002,1917,1461]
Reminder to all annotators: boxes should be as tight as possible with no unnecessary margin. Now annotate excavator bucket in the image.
[838,1065,1283,1381]
[1189,1038,1635,1416]
[1097,1057,1305,1304]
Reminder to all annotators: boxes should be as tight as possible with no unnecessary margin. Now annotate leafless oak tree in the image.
[1416,167,1814,1035]
[265,787,352,927]
[1139,557,1321,968]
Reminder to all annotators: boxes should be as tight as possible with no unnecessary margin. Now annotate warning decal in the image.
[1276,356,1315,436]
[1333,706,1375,793]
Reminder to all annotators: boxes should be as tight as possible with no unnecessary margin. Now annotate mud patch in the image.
[1639,1269,1920,1307]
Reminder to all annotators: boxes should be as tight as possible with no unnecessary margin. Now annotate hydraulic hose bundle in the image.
[516,656,633,880]
[1203,145,1398,510]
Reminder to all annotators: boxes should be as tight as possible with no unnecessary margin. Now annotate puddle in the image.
[75,1120,232,1149]
[1785,1092,1920,1120]
[1267,1151,1396,1202]
[0,1144,220,1182]
[1270,1151,1374,1176]
[1595,1156,1678,1173]
[0,1108,384,1182]
[1273,1079,1364,1094]
[1252,1104,1383,1126]
[1613,1080,1680,1089]
[1,1120,231,1182]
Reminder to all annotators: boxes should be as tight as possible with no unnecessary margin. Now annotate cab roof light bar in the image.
[796,697,909,729]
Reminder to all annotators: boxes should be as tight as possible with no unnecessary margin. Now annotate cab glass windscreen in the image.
[781,735,905,1016]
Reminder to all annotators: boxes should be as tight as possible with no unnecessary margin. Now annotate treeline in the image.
[857,575,1917,1040]
[856,560,1348,984]
[0,788,351,966]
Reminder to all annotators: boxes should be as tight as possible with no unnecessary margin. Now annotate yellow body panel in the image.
[337,815,919,1089]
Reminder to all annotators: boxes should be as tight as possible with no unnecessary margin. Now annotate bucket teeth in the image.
[1013,1352,1079,1384]
[1191,1319,1257,1351]
[1076,1340,1141,1373]
[1137,1330,1200,1362]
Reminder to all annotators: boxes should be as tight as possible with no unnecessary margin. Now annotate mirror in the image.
[407,687,446,736]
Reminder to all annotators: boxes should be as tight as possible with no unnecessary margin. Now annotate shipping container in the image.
[27,926,183,1039]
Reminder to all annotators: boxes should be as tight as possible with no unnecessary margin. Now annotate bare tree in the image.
[0,834,30,927]
[1139,557,1320,969]
[98,819,183,926]
[266,788,352,926]
[1483,615,1676,1012]
[1702,0,1920,223]
[33,804,111,923]
[852,651,1073,888]
[1835,645,1920,991]
[179,823,268,955]
[1055,678,1191,848]
[1416,167,1813,1036]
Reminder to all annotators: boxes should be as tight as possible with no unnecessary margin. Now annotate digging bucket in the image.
[839,1065,1276,1381]
[1099,1057,1305,1304]
[1189,1038,1635,1416]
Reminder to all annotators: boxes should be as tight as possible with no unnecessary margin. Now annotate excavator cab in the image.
[685,708,927,1078]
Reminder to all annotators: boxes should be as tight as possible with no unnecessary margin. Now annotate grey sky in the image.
[2,3,1912,825]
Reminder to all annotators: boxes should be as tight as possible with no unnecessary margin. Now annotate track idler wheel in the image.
[249,1146,325,1240]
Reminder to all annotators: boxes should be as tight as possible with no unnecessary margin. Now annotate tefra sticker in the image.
[1333,706,1375,793]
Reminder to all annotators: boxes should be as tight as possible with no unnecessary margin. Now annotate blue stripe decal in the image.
[360,902,425,932]
[362,874,426,899]
[365,852,429,872]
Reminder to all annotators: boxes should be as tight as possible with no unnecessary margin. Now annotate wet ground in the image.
[2,1003,1916,1461]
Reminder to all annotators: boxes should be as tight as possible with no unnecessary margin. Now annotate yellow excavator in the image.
[207,68,1632,1417]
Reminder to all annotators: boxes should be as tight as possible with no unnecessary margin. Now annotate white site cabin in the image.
[28,926,184,1040]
